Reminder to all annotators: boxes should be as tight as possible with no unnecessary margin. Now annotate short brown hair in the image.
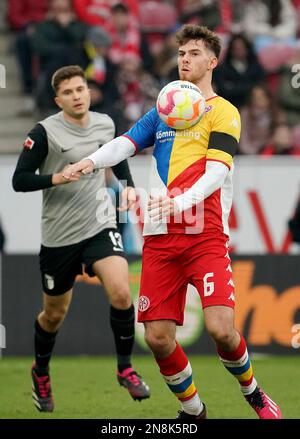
[175,24,221,59]
[51,65,87,94]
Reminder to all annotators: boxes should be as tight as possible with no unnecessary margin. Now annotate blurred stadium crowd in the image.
[5,0,300,155]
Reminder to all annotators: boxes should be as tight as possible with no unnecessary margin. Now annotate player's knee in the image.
[144,331,172,356]
[206,324,235,348]
[44,307,68,327]
[109,285,131,309]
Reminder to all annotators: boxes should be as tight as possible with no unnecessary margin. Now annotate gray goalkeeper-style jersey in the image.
[13,111,120,247]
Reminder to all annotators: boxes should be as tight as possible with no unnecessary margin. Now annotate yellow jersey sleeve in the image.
[206,100,241,169]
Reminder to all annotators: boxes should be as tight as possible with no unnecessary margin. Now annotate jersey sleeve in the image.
[123,107,158,153]
[12,123,53,192]
[111,160,135,187]
[207,102,241,169]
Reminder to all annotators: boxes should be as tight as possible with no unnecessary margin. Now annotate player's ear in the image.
[210,57,218,70]
[54,96,63,109]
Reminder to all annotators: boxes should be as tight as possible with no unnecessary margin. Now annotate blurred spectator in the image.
[179,0,221,30]
[220,0,248,35]
[138,1,178,55]
[107,3,141,65]
[84,26,117,95]
[7,0,48,31]
[239,84,284,154]
[243,0,297,51]
[72,0,139,27]
[154,28,179,84]
[7,0,48,113]
[176,0,244,34]
[84,26,149,133]
[277,43,300,126]
[73,0,110,26]
[115,53,160,131]
[32,0,87,113]
[88,79,125,135]
[213,34,265,108]
[260,123,300,155]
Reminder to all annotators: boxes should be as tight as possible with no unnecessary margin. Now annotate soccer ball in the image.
[156,80,206,130]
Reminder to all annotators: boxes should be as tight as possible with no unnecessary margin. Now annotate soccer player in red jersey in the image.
[64,25,282,419]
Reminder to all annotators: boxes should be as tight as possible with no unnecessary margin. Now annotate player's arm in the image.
[12,124,81,192]
[63,108,157,178]
[62,135,136,178]
[174,119,240,212]
[148,161,229,219]
[111,160,136,211]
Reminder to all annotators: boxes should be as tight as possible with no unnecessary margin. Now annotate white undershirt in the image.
[87,136,229,211]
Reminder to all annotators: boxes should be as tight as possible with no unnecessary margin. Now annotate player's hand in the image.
[148,195,180,220]
[52,165,82,186]
[118,186,137,212]
[63,159,95,180]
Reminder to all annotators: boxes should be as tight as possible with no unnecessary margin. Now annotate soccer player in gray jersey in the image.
[12,65,150,413]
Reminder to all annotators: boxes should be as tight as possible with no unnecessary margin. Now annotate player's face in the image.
[55,76,90,118]
[178,39,217,84]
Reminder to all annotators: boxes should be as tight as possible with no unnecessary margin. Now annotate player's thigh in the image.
[81,228,129,300]
[39,244,82,296]
[81,227,126,277]
[92,255,130,298]
[203,305,236,338]
[138,240,188,325]
[185,237,235,309]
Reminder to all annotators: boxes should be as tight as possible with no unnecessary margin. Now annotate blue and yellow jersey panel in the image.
[124,95,241,236]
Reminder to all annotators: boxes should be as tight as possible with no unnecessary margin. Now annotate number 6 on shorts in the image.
[203,272,214,297]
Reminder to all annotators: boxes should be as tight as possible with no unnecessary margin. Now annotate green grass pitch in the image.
[0,355,298,419]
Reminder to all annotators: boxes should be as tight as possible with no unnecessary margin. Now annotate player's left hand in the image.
[63,159,95,180]
[148,195,180,220]
[118,186,137,211]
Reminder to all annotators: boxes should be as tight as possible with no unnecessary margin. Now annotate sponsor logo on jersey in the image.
[156,130,201,141]
[23,137,35,150]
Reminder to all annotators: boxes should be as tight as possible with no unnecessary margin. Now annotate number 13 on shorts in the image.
[109,231,124,252]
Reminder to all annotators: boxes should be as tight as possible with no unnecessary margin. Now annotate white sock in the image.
[181,393,203,415]
[241,377,258,396]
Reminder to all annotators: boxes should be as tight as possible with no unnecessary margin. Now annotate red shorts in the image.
[138,233,235,325]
